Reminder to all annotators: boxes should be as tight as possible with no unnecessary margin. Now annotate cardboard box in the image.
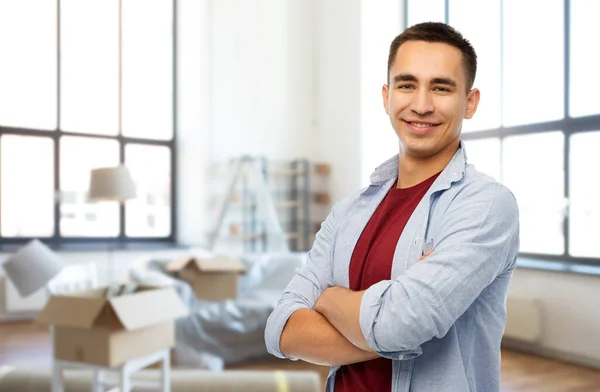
[166,255,247,301]
[36,285,189,367]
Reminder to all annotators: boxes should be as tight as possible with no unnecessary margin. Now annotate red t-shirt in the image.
[334,172,440,392]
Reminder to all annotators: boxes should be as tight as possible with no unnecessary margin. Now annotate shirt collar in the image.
[369,140,468,187]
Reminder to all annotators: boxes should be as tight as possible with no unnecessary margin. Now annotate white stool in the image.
[51,348,171,392]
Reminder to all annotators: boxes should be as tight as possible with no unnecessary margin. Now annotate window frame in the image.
[0,0,178,249]
[404,0,600,266]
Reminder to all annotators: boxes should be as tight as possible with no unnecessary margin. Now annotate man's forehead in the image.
[391,41,466,81]
[395,40,463,58]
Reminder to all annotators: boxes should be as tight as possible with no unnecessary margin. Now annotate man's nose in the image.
[410,89,434,115]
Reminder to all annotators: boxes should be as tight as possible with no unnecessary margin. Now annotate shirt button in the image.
[398,354,404,360]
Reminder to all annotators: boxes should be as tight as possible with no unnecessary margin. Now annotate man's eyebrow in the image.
[392,74,459,88]
[392,73,418,84]
[431,77,457,87]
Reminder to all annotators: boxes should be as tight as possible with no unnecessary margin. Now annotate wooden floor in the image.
[1,321,600,391]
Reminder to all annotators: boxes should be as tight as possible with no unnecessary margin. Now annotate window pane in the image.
[449,0,501,132]
[1,136,54,237]
[0,1,57,130]
[462,138,501,182]
[60,136,120,237]
[122,0,173,140]
[503,132,565,254]
[406,0,445,27]
[502,0,564,126]
[570,0,600,117]
[569,131,600,257]
[125,144,171,237]
[61,0,119,135]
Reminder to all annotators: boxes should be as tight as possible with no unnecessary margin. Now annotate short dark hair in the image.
[387,22,477,91]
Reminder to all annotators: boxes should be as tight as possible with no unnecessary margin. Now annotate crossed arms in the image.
[279,300,376,367]
[279,246,433,366]
[264,182,519,366]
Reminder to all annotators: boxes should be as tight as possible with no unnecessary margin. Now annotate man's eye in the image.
[433,87,450,92]
[398,84,414,89]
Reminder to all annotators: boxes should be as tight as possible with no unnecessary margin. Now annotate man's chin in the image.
[400,141,439,160]
[402,137,461,161]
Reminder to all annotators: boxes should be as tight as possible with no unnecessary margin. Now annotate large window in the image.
[406,0,600,265]
[0,0,176,246]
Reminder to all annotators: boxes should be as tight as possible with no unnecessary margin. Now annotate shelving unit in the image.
[206,156,322,253]
[259,158,311,251]
[309,162,332,246]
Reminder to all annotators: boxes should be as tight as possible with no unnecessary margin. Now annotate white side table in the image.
[51,348,171,392]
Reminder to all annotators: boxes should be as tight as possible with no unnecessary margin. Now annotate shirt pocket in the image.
[404,220,435,272]
[391,230,418,278]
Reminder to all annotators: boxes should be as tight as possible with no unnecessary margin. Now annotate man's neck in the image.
[396,141,460,189]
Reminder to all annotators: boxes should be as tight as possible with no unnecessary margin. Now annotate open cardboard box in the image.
[166,255,247,301]
[36,284,189,367]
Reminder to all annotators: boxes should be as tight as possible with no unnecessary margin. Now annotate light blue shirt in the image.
[264,142,520,391]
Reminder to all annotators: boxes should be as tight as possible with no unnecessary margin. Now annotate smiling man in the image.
[265,22,520,391]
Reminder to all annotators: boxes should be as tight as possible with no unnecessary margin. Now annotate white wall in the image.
[177,0,398,243]
[208,0,316,162]
[509,265,600,365]
[313,0,362,203]
[359,0,403,186]
[313,0,404,201]
[176,0,211,245]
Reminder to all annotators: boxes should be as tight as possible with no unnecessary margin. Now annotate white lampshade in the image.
[2,239,64,297]
[88,165,136,202]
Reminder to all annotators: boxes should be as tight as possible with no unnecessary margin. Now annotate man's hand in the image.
[313,287,338,316]
[314,286,374,352]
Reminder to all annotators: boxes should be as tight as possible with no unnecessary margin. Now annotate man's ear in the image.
[464,88,480,119]
[382,84,390,115]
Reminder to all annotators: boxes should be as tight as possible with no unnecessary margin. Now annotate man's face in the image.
[383,41,480,160]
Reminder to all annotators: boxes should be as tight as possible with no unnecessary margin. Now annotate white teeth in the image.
[410,122,435,128]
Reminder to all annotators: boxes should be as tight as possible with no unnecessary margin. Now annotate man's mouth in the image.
[403,120,441,133]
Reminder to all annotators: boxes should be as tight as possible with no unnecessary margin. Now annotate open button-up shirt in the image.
[264,143,520,391]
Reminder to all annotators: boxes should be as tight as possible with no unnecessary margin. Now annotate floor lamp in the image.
[88,165,136,285]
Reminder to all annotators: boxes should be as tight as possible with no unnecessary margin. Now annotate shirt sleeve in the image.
[264,197,349,359]
[359,182,520,359]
